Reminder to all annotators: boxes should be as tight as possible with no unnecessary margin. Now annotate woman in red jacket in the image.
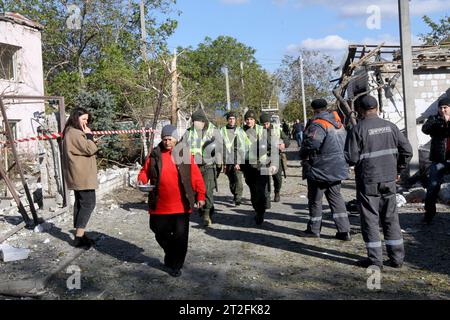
[138,125,206,277]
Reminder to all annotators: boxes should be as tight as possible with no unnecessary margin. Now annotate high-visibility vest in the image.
[245,124,267,164]
[220,126,248,153]
[187,122,216,157]
[272,123,281,140]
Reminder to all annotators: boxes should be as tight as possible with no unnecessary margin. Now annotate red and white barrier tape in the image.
[0,129,157,146]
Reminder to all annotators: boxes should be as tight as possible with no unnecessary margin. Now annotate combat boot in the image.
[273,192,280,202]
[424,200,436,224]
[255,211,265,225]
[203,211,212,227]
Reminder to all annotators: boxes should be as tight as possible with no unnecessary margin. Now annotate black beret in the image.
[226,111,237,120]
[359,95,378,110]
[311,99,328,110]
[244,110,256,120]
[192,109,207,122]
[438,97,450,107]
[260,112,271,124]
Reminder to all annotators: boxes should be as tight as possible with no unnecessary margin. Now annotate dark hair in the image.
[63,107,91,134]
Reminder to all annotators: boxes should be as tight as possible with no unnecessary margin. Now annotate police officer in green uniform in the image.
[182,109,219,227]
[260,112,290,203]
[240,109,274,225]
[220,111,247,206]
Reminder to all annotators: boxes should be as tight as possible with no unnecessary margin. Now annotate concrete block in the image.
[0,244,31,262]
[431,80,438,86]
[418,81,425,87]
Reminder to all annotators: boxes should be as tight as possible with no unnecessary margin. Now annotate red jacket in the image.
[138,148,205,214]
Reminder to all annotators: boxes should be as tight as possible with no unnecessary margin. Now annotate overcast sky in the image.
[164,0,449,71]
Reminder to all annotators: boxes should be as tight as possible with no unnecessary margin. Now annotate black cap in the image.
[161,124,178,139]
[438,97,450,107]
[226,111,237,120]
[244,110,256,120]
[192,109,207,122]
[360,95,378,110]
[311,99,328,110]
[260,112,271,124]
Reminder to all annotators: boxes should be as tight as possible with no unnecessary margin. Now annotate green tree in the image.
[74,89,142,164]
[177,36,273,117]
[275,50,335,122]
[420,15,450,45]
[0,0,178,107]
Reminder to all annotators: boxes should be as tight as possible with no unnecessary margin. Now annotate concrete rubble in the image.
[0,244,31,262]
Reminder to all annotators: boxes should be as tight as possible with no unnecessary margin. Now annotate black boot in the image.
[255,212,265,225]
[335,232,352,241]
[424,200,436,224]
[74,235,94,249]
[273,192,280,202]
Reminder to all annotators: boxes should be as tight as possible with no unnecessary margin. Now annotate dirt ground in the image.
[0,142,449,300]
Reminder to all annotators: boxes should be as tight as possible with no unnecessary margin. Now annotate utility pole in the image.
[224,66,231,111]
[300,55,307,126]
[139,0,147,63]
[171,49,178,125]
[240,61,245,107]
[398,0,419,176]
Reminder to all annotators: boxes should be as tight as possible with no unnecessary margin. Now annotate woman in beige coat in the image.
[62,108,98,248]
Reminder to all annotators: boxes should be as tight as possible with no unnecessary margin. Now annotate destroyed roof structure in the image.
[333,43,450,177]
[333,43,450,149]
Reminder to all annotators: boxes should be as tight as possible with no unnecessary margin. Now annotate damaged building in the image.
[334,43,450,174]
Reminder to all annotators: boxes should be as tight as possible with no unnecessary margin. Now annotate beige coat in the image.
[63,127,98,190]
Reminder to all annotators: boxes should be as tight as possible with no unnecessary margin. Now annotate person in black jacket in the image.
[345,95,413,269]
[421,97,450,224]
[299,99,351,241]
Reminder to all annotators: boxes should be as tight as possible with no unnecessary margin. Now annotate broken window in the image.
[0,43,19,81]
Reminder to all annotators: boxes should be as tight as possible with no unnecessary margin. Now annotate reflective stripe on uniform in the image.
[188,123,215,156]
[365,241,382,248]
[385,239,404,246]
[310,216,322,222]
[360,148,398,160]
[333,213,348,219]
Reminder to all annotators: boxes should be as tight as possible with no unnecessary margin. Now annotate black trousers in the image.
[149,213,190,270]
[242,165,270,214]
[73,190,96,229]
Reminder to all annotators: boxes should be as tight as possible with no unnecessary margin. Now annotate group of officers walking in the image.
[135,93,450,276]
[168,94,415,270]
[183,107,290,227]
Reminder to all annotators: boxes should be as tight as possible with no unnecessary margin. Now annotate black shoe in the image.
[423,212,435,224]
[335,232,352,241]
[74,235,92,249]
[273,192,280,202]
[355,258,383,269]
[298,229,320,238]
[386,260,403,269]
[255,213,264,225]
[234,200,241,206]
[168,268,182,277]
